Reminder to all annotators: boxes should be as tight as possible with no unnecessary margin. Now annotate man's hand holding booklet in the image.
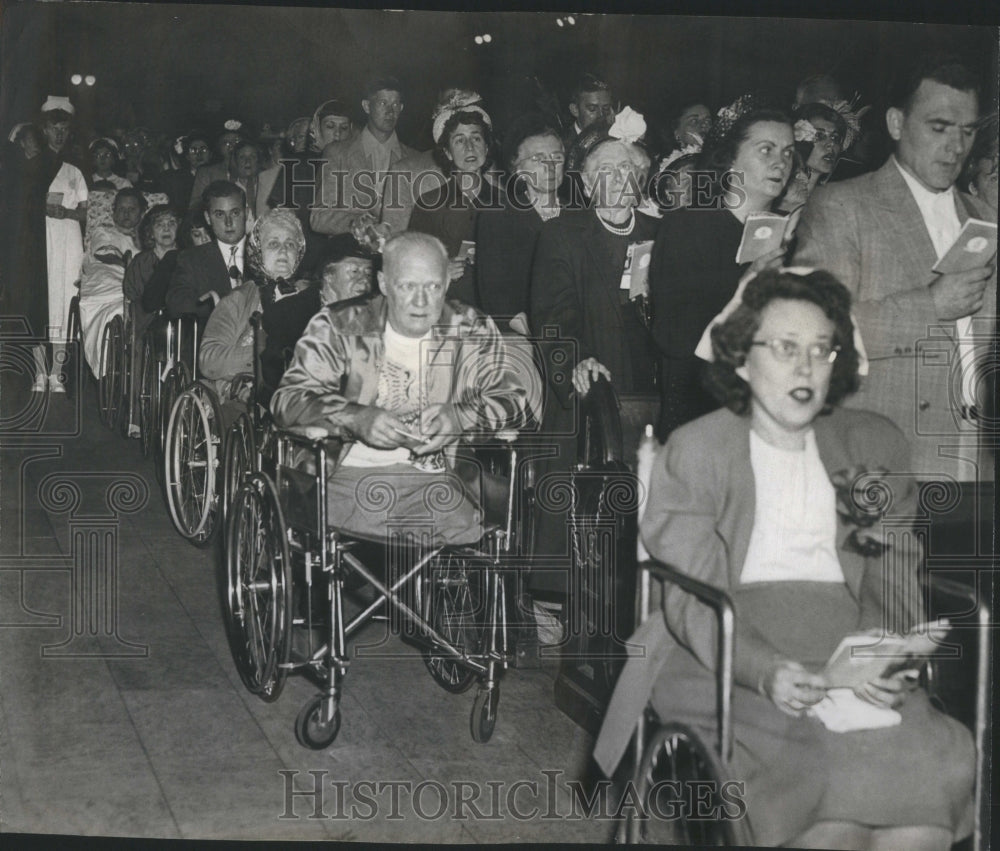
[931,219,997,274]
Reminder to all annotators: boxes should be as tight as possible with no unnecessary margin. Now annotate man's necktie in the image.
[228,245,240,284]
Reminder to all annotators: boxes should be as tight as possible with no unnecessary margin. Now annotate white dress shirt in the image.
[893,157,977,408]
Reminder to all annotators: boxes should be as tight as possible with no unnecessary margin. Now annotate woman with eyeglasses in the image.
[526,110,659,639]
[595,268,975,851]
[474,112,566,330]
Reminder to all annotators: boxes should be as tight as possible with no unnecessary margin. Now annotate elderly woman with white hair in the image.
[526,107,659,627]
[408,90,503,304]
[198,207,308,404]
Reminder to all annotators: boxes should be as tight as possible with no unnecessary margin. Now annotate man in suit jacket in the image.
[166,181,248,321]
[562,72,615,153]
[310,76,418,237]
[795,57,996,485]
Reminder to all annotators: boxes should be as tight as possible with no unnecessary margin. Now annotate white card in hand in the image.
[931,218,997,274]
[735,212,788,264]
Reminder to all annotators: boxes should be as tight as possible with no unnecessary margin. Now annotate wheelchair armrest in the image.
[638,560,736,762]
[284,424,330,442]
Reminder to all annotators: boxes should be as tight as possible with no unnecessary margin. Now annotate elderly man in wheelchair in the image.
[593,270,979,850]
[239,230,539,748]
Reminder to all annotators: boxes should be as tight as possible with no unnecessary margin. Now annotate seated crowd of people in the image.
[1,52,996,850]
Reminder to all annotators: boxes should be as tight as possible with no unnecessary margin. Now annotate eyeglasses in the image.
[518,152,565,166]
[751,338,840,364]
[393,281,445,296]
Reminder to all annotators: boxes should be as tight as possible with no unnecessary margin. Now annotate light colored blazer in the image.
[309,129,417,236]
[794,157,997,480]
[592,406,923,777]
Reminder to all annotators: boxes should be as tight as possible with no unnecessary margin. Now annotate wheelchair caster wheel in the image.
[470,685,499,743]
[295,695,341,750]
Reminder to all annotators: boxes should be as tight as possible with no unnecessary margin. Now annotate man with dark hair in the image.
[166,180,248,320]
[310,75,417,237]
[795,56,995,489]
[564,72,615,149]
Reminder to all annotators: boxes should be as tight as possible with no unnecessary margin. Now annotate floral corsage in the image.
[830,466,892,557]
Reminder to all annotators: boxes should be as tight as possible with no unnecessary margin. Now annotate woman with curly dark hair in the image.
[649,98,796,439]
[408,90,502,304]
[595,268,974,851]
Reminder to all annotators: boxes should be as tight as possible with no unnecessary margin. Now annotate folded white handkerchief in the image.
[810,687,901,733]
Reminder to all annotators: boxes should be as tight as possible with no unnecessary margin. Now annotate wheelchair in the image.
[96,296,144,436]
[552,375,660,732]
[224,415,537,750]
[80,189,170,418]
[617,561,992,848]
[163,309,281,547]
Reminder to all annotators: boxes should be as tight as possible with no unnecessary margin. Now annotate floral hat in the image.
[431,90,492,145]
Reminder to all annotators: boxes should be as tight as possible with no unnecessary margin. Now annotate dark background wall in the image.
[2,3,996,151]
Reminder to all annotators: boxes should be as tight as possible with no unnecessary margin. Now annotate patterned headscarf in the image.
[246,209,306,294]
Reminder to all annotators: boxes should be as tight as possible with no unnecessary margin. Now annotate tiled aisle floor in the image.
[0,373,608,842]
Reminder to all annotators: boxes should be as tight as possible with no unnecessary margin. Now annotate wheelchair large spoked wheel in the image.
[422,551,483,695]
[138,334,160,458]
[165,380,224,546]
[226,472,292,702]
[156,361,190,487]
[97,314,125,430]
[221,412,255,534]
[295,695,341,750]
[625,721,753,846]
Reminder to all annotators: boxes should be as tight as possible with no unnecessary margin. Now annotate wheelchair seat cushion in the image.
[323,463,484,547]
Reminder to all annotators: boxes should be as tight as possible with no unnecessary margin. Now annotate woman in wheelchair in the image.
[198,207,309,408]
[78,187,145,377]
[271,230,539,546]
[593,269,974,849]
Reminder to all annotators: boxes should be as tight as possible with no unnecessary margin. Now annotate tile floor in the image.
[0,372,611,842]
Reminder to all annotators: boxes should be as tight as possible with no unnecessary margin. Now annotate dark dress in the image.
[0,145,60,337]
[474,183,550,322]
[527,207,659,594]
[259,284,322,404]
[648,207,748,439]
[408,174,502,306]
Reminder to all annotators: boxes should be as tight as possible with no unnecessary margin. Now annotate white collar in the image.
[216,237,246,263]
[893,156,956,210]
[361,125,401,154]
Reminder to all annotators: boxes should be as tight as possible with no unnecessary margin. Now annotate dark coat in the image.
[529,207,658,409]
[165,241,234,320]
[474,185,548,321]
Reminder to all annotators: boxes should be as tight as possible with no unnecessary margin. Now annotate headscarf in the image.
[245,209,306,302]
[431,90,492,145]
[309,99,351,152]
